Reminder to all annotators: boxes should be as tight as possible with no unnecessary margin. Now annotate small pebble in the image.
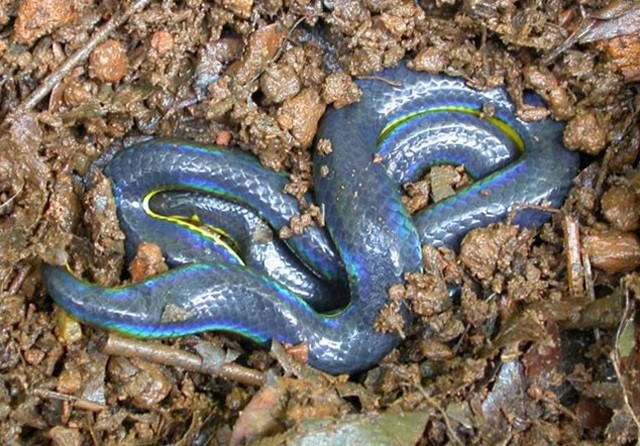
[402,178,430,214]
[0,295,25,326]
[420,340,454,361]
[150,30,173,57]
[126,361,172,410]
[63,80,94,108]
[523,66,574,121]
[215,130,233,146]
[128,242,168,283]
[24,348,45,366]
[55,307,83,344]
[56,368,83,395]
[89,40,128,83]
[460,225,520,280]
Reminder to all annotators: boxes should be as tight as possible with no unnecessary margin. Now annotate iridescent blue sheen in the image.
[41,63,579,375]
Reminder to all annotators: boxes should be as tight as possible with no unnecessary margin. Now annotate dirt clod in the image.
[602,183,640,231]
[89,40,128,83]
[522,66,574,121]
[14,0,77,45]
[129,242,168,283]
[602,34,640,82]
[261,64,301,104]
[48,426,81,446]
[563,112,608,155]
[277,88,326,149]
[150,30,174,57]
[322,72,362,109]
[56,368,83,395]
[1,0,639,443]
[460,224,521,281]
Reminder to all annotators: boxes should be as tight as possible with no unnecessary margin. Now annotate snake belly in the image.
[41,63,579,375]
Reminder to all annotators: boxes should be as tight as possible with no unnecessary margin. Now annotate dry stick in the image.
[612,284,640,432]
[0,181,24,212]
[581,250,600,342]
[32,389,109,412]
[506,202,561,223]
[269,341,333,382]
[357,75,402,88]
[562,214,584,299]
[6,262,32,295]
[414,385,464,446]
[104,334,264,386]
[18,0,154,112]
[582,250,595,302]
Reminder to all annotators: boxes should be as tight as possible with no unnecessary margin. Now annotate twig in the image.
[506,202,561,225]
[270,14,318,64]
[5,262,32,295]
[562,214,584,299]
[0,180,24,212]
[104,334,264,386]
[611,283,640,432]
[32,388,109,412]
[270,340,331,381]
[582,249,595,302]
[357,75,402,88]
[18,0,153,112]
[414,385,465,446]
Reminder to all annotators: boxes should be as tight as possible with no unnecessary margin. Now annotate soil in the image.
[2,0,640,444]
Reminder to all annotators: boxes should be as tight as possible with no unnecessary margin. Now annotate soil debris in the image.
[563,111,608,155]
[88,40,128,83]
[0,0,639,443]
[583,232,640,273]
[602,33,640,82]
[14,0,77,45]
[602,182,640,231]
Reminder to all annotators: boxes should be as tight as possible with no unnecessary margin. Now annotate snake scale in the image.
[42,63,579,375]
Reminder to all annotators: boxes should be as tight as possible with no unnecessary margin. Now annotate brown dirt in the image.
[1,0,640,444]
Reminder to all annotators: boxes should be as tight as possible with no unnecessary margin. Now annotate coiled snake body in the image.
[42,64,579,375]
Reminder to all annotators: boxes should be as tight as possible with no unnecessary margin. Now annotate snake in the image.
[41,63,579,375]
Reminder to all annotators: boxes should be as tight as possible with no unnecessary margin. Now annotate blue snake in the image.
[41,63,579,375]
